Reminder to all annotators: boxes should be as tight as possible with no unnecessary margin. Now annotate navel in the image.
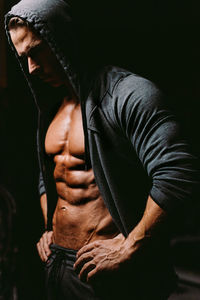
[61,206,67,210]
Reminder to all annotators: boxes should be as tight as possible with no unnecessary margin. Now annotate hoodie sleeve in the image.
[113,75,199,212]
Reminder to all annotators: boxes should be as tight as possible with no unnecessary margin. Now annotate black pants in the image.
[45,244,99,300]
[45,244,171,300]
[45,244,141,300]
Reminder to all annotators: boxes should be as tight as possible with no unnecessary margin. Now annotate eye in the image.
[29,48,38,60]
[28,42,45,59]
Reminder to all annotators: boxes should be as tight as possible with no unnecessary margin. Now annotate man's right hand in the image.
[36,231,54,262]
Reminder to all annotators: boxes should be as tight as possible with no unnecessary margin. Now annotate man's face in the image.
[10,26,66,87]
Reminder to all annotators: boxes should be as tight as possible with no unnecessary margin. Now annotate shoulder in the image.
[97,66,164,105]
[113,72,163,105]
[102,70,166,120]
[94,66,168,131]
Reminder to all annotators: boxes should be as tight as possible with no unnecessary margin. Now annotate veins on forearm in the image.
[125,195,167,254]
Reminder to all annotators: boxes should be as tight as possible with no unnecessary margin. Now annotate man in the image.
[5,0,199,299]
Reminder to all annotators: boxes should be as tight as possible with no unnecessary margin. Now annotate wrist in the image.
[124,225,151,258]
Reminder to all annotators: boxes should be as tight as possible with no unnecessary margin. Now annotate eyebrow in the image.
[18,42,44,58]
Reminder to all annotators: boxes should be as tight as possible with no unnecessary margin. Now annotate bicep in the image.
[114,78,199,212]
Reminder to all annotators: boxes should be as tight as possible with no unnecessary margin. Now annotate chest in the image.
[45,100,85,157]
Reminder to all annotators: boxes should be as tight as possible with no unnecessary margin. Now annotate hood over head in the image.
[5,0,84,110]
[5,0,93,174]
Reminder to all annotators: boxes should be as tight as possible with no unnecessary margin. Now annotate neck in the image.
[63,79,79,103]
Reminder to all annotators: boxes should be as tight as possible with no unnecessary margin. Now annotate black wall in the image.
[1,1,200,299]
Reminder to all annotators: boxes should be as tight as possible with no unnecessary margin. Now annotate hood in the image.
[5,0,82,110]
[5,0,93,170]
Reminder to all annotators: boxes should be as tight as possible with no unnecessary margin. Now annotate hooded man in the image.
[5,0,199,299]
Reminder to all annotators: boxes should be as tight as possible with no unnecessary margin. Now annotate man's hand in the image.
[74,234,132,283]
[36,231,54,262]
[74,196,167,284]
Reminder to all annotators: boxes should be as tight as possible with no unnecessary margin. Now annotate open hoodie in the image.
[5,0,200,297]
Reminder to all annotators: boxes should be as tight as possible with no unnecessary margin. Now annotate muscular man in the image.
[5,0,199,299]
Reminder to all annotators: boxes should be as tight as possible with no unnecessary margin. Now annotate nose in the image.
[28,57,40,75]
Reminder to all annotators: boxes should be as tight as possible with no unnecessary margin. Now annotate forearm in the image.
[125,195,167,256]
[74,195,168,281]
[40,193,47,229]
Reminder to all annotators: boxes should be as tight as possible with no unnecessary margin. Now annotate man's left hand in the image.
[74,234,132,283]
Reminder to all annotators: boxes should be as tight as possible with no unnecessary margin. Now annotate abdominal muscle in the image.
[45,98,119,250]
[52,170,119,250]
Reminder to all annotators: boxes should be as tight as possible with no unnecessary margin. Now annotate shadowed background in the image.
[0,0,200,299]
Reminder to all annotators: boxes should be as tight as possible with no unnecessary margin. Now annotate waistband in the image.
[50,243,77,254]
[49,243,77,263]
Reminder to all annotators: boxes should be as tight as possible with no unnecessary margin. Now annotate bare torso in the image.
[45,97,119,250]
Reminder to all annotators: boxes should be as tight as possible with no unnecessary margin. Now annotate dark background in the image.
[0,0,200,299]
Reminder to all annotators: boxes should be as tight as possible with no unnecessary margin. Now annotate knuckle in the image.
[93,257,98,264]
[79,253,87,261]
[80,246,86,253]
[83,253,89,259]
[94,241,100,247]
[92,249,97,256]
